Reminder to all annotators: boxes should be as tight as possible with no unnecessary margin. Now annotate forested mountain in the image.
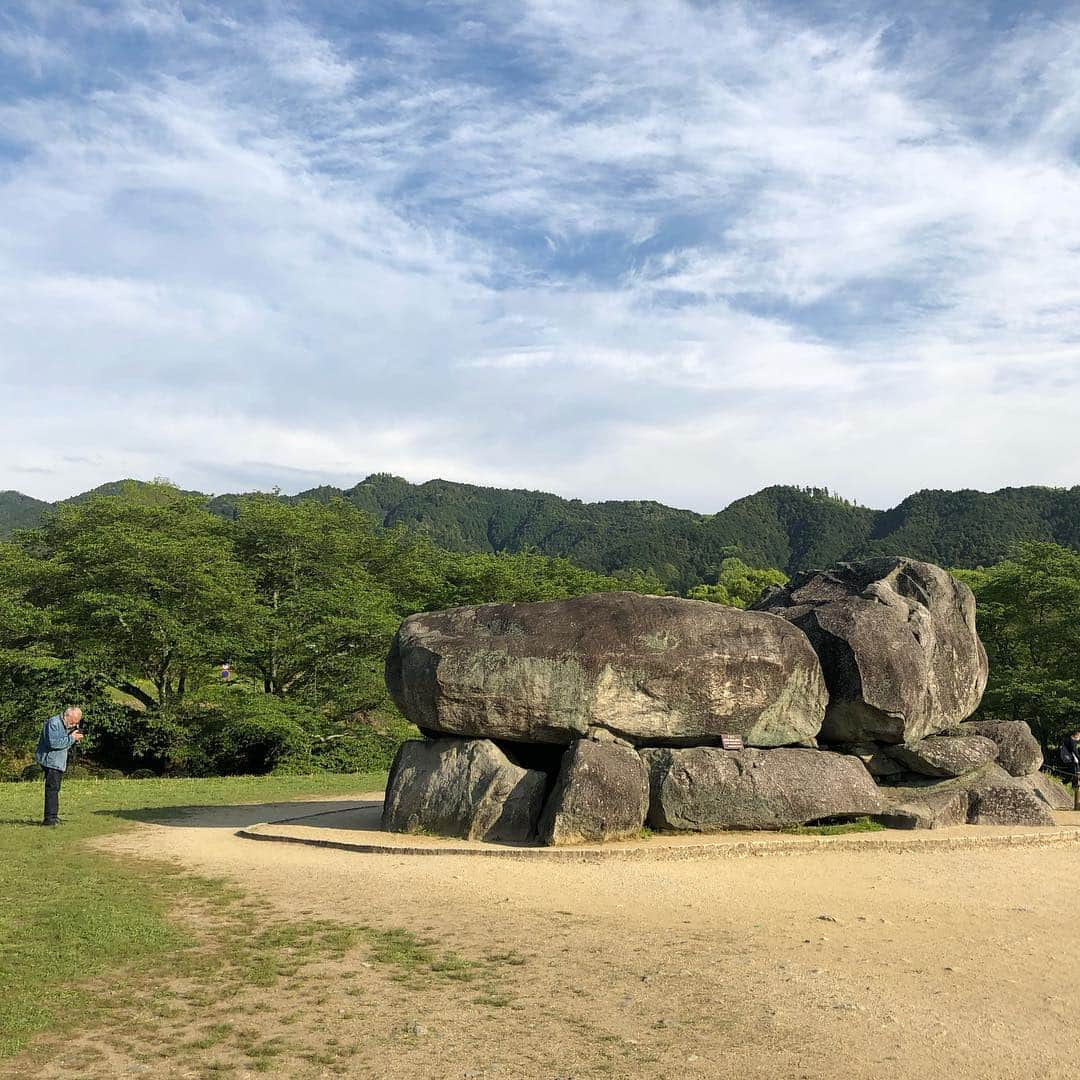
[0,491,52,534]
[4,476,1080,589]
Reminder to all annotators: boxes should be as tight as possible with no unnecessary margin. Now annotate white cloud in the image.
[257,17,358,96]
[0,0,1078,508]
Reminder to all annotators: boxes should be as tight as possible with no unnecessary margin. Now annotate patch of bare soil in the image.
[9,797,1080,1080]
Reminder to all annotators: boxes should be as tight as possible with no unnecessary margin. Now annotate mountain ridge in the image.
[3,476,1078,590]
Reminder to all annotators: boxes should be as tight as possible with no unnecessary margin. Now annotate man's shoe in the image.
[42,820,59,827]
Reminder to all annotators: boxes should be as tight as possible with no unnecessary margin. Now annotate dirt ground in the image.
[14,796,1080,1080]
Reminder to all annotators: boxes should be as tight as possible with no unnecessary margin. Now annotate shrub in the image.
[86,707,190,775]
[11,676,412,778]
[86,684,313,777]
[0,657,121,758]
[285,714,416,775]
[170,686,312,776]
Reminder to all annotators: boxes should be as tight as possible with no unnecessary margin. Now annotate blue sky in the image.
[1,0,1079,510]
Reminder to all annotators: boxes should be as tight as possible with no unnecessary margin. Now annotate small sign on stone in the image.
[720,733,744,751]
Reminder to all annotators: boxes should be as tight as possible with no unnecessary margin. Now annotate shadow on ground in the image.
[266,801,386,830]
[95,800,375,829]
[245,802,555,849]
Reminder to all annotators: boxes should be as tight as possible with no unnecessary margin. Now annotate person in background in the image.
[1060,730,1080,812]
[1060,730,1080,778]
[220,662,231,682]
[34,707,84,827]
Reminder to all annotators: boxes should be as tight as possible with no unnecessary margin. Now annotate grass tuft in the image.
[781,816,885,836]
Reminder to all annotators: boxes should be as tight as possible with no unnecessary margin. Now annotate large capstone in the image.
[538,740,649,845]
[642,746,883,831]
[958,720,1042,777]
[382,738,547,843]
[753,558,988,745]
[387,592,827,747]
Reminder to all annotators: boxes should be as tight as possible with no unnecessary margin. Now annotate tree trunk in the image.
[117,682,158,711]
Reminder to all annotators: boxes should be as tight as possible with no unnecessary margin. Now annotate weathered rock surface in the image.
[754,558,988,745]
[967,765,1055,826]
[538,740,649,845]
[1027,771,1074,810]
[842,743,905,777]
[642,747,883,831]
[382,738,547,842]
[958,720,1042,777]
[888,735,998,778]
[387,592,827,747]
[874,763,1067,829]
[875,783,971,829]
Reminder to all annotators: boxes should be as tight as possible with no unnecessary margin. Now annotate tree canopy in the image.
[686,557,788,609]
[0,484,665,777]
[955,542,1080,753]
[21,487,257,711]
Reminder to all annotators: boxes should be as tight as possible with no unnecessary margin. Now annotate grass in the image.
[0,771,384,1058]
[781,815,885,836]
[366,927,479,984]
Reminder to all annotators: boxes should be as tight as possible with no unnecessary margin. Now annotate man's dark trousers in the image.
[42,767,62,825]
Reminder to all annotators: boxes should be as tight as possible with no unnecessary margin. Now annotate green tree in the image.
[436,548,660,608]
[0,542,47,656]
[231,496,401,705]
[20,484,256,710]
[955,542,1080,751]
[687,557,788,609]
[0,543,54,762]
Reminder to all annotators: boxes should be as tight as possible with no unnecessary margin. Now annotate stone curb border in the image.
[237,808,1080,863]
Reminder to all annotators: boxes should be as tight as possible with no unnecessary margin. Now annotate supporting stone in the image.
[967,765,1054,827]
[642,746,883,832]
[888,735,998,778]
[538,740,649,846]
[382,737,547,843]
[1023,771,1073,811]
[958,720,1042,776]
[875,783,971,830]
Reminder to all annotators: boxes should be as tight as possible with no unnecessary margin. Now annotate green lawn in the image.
[0,772,385,1058]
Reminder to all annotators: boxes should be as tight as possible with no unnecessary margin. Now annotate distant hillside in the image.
[4,475,1079,590]
[0,490,52,534]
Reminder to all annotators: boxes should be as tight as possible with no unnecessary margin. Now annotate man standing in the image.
[1060,730,1080,775]
[1060,730,1080,812]
[34,707,84,826]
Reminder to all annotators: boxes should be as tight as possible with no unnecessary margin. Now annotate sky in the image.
[1,0,1079,511]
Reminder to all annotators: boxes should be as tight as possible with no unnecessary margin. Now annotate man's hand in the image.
[72,731,84,742]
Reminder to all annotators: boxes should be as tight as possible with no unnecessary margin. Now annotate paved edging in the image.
[237,811,1080,862]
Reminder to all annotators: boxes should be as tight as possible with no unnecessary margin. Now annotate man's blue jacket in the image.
[34,715,77,772]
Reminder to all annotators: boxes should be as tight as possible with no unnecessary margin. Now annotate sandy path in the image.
[41,798,1080,1078]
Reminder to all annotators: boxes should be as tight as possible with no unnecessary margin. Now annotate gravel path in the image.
[83,797,1080,1079]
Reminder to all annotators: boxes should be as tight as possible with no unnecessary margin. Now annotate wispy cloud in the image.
[0,0,1078,506]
